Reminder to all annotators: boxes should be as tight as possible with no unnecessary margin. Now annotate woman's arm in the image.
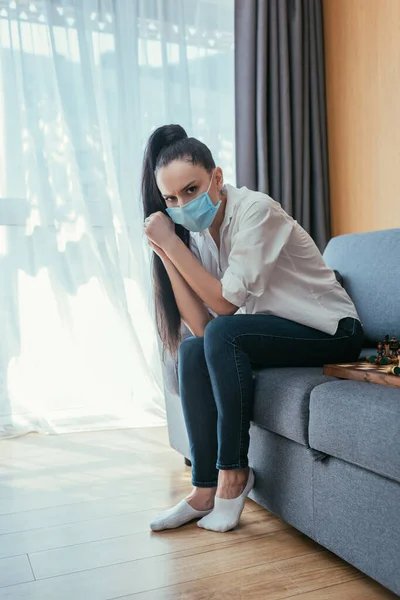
[149,240,213,337]
[145,212,238,316]
[162,255,214,337]
[163,236,238,316]
[146,198,295,319]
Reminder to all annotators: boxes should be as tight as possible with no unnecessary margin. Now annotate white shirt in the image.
[190,183,360,335]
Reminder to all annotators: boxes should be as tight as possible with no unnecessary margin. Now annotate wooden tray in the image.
[323,361,400,389]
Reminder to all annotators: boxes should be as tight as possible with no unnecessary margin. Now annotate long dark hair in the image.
[141,124,216,357]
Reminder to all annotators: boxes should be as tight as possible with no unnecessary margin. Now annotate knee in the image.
[204,316,235,356]
[178,335,204,369]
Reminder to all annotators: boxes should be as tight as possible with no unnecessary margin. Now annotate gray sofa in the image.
[162,228,400,596]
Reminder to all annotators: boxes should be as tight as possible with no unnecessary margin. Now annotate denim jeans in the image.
[178,315,364,487]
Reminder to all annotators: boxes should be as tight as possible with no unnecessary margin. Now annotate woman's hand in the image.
[144,212,176,250]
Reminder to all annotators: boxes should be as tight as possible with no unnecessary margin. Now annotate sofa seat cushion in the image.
[309,380,400,483]
[252,368,335,446]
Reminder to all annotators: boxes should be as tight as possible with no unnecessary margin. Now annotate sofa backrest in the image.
[323,229,400,344]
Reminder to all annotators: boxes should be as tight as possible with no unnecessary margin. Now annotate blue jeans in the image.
[178,315,364,487]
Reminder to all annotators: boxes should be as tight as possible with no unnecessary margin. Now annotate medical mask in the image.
[165,171,221,232]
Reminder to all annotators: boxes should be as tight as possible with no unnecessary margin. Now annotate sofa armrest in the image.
[160,323,192,458]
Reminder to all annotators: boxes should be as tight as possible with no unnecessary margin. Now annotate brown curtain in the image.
[235,0,331,250]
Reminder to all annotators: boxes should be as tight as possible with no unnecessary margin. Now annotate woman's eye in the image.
[187,186,197,195]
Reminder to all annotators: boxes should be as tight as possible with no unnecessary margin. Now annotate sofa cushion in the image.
[323,229,400,345]
[309,380,400,484]
[252,368,335,446]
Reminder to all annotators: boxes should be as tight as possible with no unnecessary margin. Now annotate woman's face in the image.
[156,160,222,209]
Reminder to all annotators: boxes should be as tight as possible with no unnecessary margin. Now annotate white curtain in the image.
[0,0,235,439]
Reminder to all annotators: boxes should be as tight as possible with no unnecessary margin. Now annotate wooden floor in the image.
[0,427,396,600]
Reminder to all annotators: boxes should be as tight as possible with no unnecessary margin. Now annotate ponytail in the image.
[141,124,215,357]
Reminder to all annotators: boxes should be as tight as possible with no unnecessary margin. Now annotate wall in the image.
[323,0,400,236]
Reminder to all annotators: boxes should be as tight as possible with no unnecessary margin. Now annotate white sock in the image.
[197,468,255,533]
[150,499,212,531]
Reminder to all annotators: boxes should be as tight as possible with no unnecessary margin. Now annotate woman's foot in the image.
[197,468,255,533]
[186,486,217,511]
[216,467,250,499]
[149,486,216,531]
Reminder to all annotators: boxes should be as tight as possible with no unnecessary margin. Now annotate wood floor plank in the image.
[27,510,290,579]
[115,572,398,600]
[0,427,396,600]
[116,562,305,600]
[0,496,273,560]
[0,485,189,536]
[276,577,398,599]
[0,530,322,599]
[0,555,34,588]
[271,550,365,593]
[0,505,178,560]
[0,448,191,512]
[0,469,192,516]
[242,498,265,513]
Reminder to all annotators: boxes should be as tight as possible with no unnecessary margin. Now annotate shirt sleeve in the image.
[220,199,294,308]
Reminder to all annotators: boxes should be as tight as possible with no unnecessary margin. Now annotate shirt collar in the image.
[220,183,247,230]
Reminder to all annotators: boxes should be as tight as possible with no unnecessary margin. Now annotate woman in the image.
[142,124,363,533]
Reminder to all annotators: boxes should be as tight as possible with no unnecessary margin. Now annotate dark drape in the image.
[235,0,331,250]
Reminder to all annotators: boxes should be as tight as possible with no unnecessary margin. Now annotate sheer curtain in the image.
[0,0,235,439]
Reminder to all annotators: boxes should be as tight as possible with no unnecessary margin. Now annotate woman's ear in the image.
[215,167,224,191]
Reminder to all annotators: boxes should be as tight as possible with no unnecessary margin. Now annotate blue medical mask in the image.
[165,170,221,232]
